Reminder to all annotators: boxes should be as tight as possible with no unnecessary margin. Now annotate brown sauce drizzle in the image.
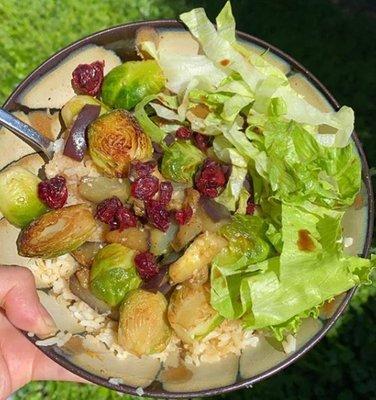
[297,229,316,252]
[353,194,364,210]
[220,59,230,66]
[161,364,193,383]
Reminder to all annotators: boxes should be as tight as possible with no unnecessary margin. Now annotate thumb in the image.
[0,265,57,336]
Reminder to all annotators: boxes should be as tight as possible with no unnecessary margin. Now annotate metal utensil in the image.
[0,108,54,159]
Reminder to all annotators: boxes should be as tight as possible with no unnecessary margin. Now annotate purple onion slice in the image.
[199,196,231,222]
[63,104,101,161]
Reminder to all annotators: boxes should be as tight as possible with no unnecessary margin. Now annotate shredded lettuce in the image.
[211,204,374,333]
[134,95,168,144]
[134,1,373,340]
[180,2,355,146]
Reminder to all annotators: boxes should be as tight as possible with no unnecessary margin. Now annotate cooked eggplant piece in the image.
[118,289,171,356]
[0,166,47,228]
[90,243,141,307]
[17,204,95,258]
[169,232,227,284]
[61,95,109,128]
[78,176,130,204]
[105,227,149,252]
[168,282,223,343]
[71,242,103,268]
[88,110,153,177]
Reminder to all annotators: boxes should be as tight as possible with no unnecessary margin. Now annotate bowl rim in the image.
[3,18,374,399]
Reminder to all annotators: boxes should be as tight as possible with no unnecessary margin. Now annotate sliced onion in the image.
[199,197,231,222]
[63,104,100,161]
[71,242,104,268]
[142,267,173,296]
[160,251,182,266]
[69,274,117,318]
[164,133,176,146]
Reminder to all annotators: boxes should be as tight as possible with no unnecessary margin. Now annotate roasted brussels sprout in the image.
[61,95,109,128]
[118,289,171,356]
[168,283,223,343]
[88,110,153,177]
[220,215,272,264]
[0,166,47,228]
[90,243,141,307]
[17,204,95,258]
[169,232,228,284]
[161,141,205,184]
[101,60,165,110]
[78,176,130,204]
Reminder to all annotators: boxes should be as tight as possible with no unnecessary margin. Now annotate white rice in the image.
[36,331,72,347]
[108,377,124,385]
[183,320,259,366]
[135,387,145,396]
[26,254,78,288]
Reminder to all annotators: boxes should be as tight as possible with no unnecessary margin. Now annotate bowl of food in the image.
[0,2,374,398]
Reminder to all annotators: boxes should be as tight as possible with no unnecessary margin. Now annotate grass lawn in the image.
[1,1,375,399]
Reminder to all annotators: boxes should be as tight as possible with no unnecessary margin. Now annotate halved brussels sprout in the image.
[90,243,141,307]
[118,289,171,356]
[105,227,149,252]
[0,166,47,228]
[17,204,96,258]
[88,110,153,177]
[61,95,109,128]
[101,60,165,110]
[78,176,130,204]
[168,282,223,344]
[161,141,205,184]
[220,215,272,264]
[169,232,228,284]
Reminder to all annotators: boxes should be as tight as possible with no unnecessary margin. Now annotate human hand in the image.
[0,265,83,400]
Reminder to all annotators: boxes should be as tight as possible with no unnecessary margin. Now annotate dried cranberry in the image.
[193,132,211,152]
[135,251,159,280]
[195,159,227,198]
[159,181,173,205]
[246,199,256,215]
[129,161,156,181]
[131,176,159,200]
[115,207,138,230]
[96,197,137,231]
[71,60,104,96]
[38,175,68,209]
[175,205,193,225]
[146,200,170,232]
[176,127,192,140]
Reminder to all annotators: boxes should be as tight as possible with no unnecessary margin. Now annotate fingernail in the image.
[37,304,58,335]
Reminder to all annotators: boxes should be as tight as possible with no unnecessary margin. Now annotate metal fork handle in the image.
[0,108,54,159]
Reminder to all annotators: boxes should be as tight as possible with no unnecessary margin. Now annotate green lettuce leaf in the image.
[211,203,374,336]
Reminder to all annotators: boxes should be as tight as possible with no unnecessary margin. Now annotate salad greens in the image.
[137,1,374,339]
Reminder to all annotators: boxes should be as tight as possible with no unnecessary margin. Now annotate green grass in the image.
[1,0,375,399]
